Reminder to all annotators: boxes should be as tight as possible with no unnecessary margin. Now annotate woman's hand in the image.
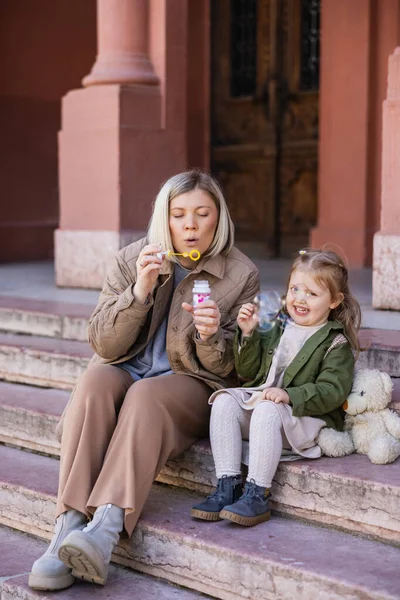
[182,300,221,341]
[134,244,163,303]
[262,388,290,404]
[237,303,258,336]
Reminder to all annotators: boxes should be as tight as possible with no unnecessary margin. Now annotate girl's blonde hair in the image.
[286,249,362,356]
[147,170,235,259]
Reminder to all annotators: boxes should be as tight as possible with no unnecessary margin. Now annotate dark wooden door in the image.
[211,0,320,257]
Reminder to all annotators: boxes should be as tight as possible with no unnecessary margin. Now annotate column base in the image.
[83,55,159,87]
[55,229,145,289]
[372,232,400,310]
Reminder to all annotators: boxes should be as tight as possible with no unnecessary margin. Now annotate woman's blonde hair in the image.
[147,170,234,258]
[286,249,362,356]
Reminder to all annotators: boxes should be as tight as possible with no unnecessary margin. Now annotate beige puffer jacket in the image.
[87,238,260,390]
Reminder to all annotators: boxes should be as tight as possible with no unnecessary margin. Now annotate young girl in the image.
[191,249,361,527]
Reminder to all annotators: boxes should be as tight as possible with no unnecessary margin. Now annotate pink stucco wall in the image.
[312,0,400,266]
[0,0,96,262]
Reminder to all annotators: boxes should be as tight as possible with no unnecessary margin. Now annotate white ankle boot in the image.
[58,503,124,586]
[28,509,87,590]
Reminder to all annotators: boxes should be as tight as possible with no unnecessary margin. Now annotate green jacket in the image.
[234,320,355,431]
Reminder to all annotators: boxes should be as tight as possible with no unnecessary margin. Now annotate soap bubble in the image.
[253,290,282,331]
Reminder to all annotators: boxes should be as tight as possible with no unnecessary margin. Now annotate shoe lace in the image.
[241,479,260,505]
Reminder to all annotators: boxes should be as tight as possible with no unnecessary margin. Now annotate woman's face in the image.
[169,189,219,268]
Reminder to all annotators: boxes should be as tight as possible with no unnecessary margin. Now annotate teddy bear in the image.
[317,368,400,464]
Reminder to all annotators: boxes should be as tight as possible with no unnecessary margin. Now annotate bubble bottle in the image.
[192,280,211,306]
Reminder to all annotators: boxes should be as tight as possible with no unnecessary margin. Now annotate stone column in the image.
[55,0,188,288]
[312,0,400,267]
[373,48,400,310]
[83,0,158,86]
[310,0,371,267]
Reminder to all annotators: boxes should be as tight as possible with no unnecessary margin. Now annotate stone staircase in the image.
[1,297,400,599]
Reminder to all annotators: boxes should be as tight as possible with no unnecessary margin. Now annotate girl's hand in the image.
[237,303,258,336]
[182,300,221,341]
[134,244,163,303]
[262,388,290,404]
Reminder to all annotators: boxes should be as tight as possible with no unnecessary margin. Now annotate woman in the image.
[29,170,259,591]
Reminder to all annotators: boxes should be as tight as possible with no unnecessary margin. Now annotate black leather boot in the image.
[220,479,271,526]
[191,474,243,521]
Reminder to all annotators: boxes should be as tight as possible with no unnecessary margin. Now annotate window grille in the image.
[300,0,320,91]
[230,0,257,97]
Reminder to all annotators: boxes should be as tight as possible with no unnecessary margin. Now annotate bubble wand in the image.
[157,249,201,261]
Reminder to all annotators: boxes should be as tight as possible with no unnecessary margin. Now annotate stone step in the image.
[160,441,400,545]
[0,446,399,600]
[0,333,91,390]
[1,385,400,546]
[358,328,400,376]
[1,377,399,447]
[0,525,207,600]
[0,296,92,342]
[0,382,68,455]
[2,380,400,544]
[0,296,399,375]
[0,330,399,394]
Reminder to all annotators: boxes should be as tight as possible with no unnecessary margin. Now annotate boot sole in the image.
[58,532,108,586]
[191,508,222,521]
[28,571,75,591]
[220,509,271,527]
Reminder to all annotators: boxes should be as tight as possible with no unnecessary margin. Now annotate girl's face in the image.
[169,189,219,268]
[286,269,343,327]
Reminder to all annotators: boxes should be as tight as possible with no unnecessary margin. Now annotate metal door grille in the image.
[300,0,320,91]
[230,0,257,97]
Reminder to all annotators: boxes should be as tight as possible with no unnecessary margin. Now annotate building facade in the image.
[1,0,399,305]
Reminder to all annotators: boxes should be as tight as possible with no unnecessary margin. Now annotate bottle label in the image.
[193,292,210,305]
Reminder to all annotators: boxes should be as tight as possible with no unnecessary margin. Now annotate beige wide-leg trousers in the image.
[56,364,211,536]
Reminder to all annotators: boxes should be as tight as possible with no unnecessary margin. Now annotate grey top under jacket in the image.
[117,262,190,381]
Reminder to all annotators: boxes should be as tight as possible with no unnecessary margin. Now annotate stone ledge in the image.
[0,330,399,396]
[0,525,207,599]
[0,333,91,390]
[373,232,400,310]
[1,440,400,546]
[358,329,400,376]
[0,452,399,600]
[0,297,93,342]
[55,229,145,289]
